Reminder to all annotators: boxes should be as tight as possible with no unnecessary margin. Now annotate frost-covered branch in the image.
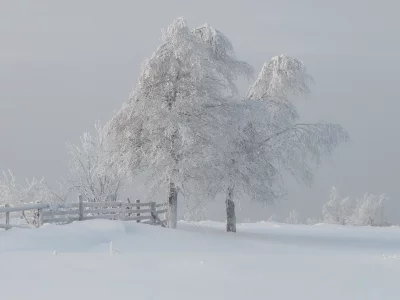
[67,123,125,202]
[0,170,64,206]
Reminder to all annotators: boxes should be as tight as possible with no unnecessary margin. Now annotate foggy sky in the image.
[1,0,399,222]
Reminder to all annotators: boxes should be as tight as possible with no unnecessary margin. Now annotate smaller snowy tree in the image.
[0,170,25,206]
[322,187,341,223]
[285,210,299,224]
[339,196,354,225]
[0,170,61,206]
[0,170,64,224]
[322,187,388,226]
[351,193,387,226]
[306,217,322,225]
[67,124,124,203]
[322,187,353,225]
[211,54,348,231]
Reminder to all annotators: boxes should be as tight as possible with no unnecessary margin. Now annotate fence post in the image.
[5,204,10,230]
[150,202,156,225]
[119,202,126,221]
[34,201,40,228]
[37,208,43,228]
[136,199,141,223]
[78,194,84,221]
[126,198,131,217]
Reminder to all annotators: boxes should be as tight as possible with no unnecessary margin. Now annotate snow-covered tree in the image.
[323,187,353,225]
[246,55,348,187]
[67,124,124,203]
[209,54,348,231]
[351,193,387,226]
[322,187,388,226]
[0,170,62,206]
[0,170,26,206]
[285,210,299,224]
[0,170,64,224]
[107,18,252,228]
[306,217,322,225]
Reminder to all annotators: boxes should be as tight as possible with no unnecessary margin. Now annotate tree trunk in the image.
[167,181,178,229]
[226,186,236,233]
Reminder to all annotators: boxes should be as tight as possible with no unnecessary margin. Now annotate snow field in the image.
[1,220,400,300]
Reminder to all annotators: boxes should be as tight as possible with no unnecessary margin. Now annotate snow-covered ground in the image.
[1,220,400,300]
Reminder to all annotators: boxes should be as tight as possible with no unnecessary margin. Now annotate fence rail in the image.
[0,197,168,230]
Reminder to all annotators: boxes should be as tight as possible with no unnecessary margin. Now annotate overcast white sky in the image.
[1,0,399,222]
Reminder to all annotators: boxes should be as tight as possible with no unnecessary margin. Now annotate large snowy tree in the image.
[107,18,252,228]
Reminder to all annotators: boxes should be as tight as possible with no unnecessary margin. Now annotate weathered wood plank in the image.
[82,202,122,208]
[124,215,152,221]
[42,210,80,217]
[83,214,119,220]
[83,208,123,214]
[0,203,49,213]
[124,208,152,214]
[42,216,80,224]
[121,202,150,208]
[50,203,79,209]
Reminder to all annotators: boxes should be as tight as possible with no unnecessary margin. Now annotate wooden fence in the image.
[0,196,167,230]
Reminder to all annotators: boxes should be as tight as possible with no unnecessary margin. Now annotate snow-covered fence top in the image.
[0,197,167,230]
